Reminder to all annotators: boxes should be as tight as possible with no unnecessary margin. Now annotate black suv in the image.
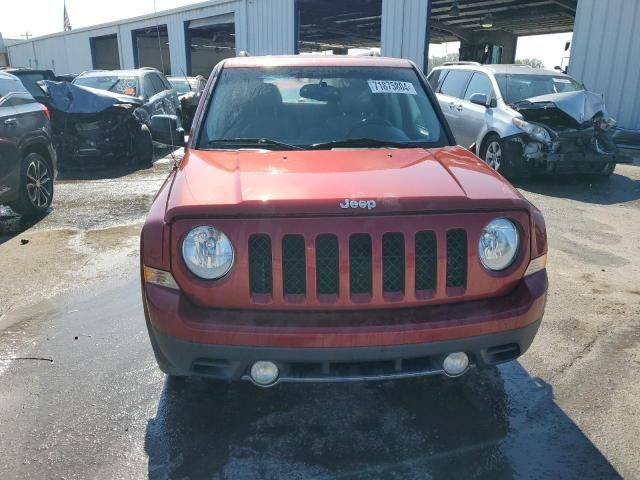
[73,68,182,129]
[0,68,57,108]
[0,71,56,216]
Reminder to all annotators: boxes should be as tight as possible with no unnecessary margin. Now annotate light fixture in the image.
[450,1,460,17]
[481,12,494,28]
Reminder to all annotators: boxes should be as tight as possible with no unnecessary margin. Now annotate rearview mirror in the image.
[469,93,489,107]
[150,114,185,146]
[300,82,341,103]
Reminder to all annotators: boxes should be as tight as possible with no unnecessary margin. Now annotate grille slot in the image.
[446,229,467,288]
[349,234,372,295]
[316,235,339,295]
[282,235,306,295]
[415,231,437,291]
[382,233,405,293]
[248,234,272,294]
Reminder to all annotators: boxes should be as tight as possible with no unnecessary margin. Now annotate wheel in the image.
[599,162,615,178]
[9,152,54,216]
[135,124,154,167]
[480,134,506,173]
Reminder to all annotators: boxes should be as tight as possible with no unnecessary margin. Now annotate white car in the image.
[428,62,630,178]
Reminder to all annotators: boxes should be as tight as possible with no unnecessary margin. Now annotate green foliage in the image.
[427,52,459,73]
[515,58,545,69]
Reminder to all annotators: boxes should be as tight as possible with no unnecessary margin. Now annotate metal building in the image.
[570,0,640,135]
[4,0,640,135]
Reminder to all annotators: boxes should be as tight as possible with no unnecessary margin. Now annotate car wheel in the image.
[599,162,615,178]
[9,152,54,216]
[480,134,506,173]
[135,124,154,167]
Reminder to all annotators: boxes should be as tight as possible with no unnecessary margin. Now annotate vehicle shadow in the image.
[56,146,183,181]
[144,362,620,479]
[0,209,50,246]
[512,170,640,205]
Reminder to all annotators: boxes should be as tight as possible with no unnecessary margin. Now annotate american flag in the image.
[63,1,72,31]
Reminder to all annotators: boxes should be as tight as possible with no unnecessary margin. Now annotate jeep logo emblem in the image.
[339,199,377,210]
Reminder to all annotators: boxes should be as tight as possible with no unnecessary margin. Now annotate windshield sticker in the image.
[368,80,417,95]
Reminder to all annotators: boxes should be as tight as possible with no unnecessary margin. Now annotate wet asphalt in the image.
[0,153,639,479]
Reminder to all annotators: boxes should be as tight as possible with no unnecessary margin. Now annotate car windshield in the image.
[168,78,197,93]
[198,66,446,149]
[74,75,139,96]
[495,73,583,104]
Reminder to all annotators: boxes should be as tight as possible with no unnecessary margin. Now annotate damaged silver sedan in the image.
[429,63,631,178]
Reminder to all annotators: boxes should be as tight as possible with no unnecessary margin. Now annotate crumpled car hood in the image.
[164,146,528,220]
[42,81,142,114]
[514,90,607,124]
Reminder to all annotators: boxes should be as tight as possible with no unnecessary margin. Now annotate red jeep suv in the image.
[141,55,547,387]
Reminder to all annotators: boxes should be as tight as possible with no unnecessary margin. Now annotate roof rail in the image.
[442,61,481,66]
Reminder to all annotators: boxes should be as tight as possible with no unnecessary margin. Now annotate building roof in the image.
[223,55,414,68]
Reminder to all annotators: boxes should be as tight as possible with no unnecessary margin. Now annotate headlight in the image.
[478,219,519,271]
[182,226,234,279]
[512,117,551,144]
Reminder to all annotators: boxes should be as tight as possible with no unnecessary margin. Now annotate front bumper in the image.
[143,270,547,383]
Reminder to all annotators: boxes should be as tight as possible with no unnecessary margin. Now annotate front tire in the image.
[135,124,154,167]
[480,134,507,174]
[9,152,54,216]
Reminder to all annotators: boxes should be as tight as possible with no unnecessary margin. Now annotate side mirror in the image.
[150,114,185,146]
[469,93,489,107]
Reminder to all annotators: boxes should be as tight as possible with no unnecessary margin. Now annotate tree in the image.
[515,58,545,69]
[427,52,459,73]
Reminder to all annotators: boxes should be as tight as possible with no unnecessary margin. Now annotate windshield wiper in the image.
[207,138,303,150]
[309,138,420,150]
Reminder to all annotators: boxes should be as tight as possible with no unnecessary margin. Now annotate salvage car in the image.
[41,81,156,168]
[140,55,548,388]
[73,68,182,132]
[167,75,206,131]
[428,63,631,177]
[0,71,56,216]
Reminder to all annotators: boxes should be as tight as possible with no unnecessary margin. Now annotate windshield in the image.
[495,73,583,104]
[73,75,139,96]
[198,66,446,149]
[168,78,197,93]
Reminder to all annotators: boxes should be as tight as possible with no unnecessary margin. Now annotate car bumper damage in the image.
[143,270,547,385]
[41,81,149,167]
[507,90,632,175]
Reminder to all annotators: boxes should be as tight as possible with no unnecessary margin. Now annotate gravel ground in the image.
[0,154,638,479]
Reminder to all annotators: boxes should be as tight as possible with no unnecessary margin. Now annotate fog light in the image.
[250,361,279,386]
[443,352,469,376]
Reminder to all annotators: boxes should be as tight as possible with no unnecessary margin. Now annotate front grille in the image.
[446,229,467,288]
[282,235,306,295]
[382,233,405,293]
[247,228,469,301]
[248,234,272,294]
[316,235,339,295]
[415,231,437,291]
[349,234,372,295]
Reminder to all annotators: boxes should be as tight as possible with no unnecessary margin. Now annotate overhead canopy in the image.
[430,0,577,43]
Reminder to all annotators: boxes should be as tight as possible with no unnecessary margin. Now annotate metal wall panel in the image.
[570,0,640,130]
[6,0,246,76]
[246,0,295,55]
[381,0,430,71]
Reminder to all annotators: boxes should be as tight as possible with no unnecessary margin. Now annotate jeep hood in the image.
[164,146,528,220]
[511,90,608,129]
